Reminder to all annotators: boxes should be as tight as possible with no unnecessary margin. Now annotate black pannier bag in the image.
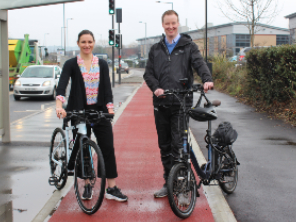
[212,122,238,146]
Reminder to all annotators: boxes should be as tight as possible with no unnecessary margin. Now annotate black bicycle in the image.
[49,110,114,214]
[160,80,239,218]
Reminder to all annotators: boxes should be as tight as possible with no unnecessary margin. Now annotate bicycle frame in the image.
[51,120,91,180]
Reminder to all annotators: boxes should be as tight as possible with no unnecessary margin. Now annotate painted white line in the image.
[32,84,142,222]
[189,128,237,222]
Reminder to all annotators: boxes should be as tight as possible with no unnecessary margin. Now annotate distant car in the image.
[13,65,61,100]
[228,56,237,62]
[237,46,267,64]
[115,62,129,74]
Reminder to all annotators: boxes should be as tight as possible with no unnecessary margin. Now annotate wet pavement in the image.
[0,69,141,222]
[0,68,237,222]
[48,82,214,222]
[190,90,296,222]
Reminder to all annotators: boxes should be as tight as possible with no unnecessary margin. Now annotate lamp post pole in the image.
[205,0,208,62]
[63,3,66,55]
[139,21,147,59]
[66,18,73,54]
[44,33,49,47]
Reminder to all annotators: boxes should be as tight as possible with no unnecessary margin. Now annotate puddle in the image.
[265,137,296,146]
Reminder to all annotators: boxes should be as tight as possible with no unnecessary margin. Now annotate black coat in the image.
[56,57,113,113]
[143,33,212,106]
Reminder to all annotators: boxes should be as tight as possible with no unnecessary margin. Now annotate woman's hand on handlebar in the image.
[56,107,67,119]
[108,108,115,114]
[154,88,166,98]
[203,82,214,93]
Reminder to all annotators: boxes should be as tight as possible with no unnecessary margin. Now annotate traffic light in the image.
[115,34,122,48]
[109,0,115,14]
[109,29,115,46]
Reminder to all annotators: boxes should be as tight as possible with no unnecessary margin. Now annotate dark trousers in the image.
[154,106,184,181]
[69,105,118,179]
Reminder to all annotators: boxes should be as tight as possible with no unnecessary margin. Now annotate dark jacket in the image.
[143,33,212,106]
[56,57,113,113]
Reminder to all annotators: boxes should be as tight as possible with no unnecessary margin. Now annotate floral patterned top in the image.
[57,54,113,109]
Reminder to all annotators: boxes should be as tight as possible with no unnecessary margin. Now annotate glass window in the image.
[276,35,289,45]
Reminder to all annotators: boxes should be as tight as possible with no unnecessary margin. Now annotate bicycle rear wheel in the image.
[74,139,106,214]
[49,128,68,190]
[219,146,238,194]
[167,163,197,219]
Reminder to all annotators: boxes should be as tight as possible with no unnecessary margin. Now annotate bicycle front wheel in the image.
[167,163,197,219]
[74,139,106,214]
[49,128,68,190]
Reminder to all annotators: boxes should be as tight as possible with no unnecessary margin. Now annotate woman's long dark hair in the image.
[77,30,95,42]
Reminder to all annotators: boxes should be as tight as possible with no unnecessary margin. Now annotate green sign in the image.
[0,0,84,10]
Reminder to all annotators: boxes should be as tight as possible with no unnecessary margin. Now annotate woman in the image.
[55,30,127,202]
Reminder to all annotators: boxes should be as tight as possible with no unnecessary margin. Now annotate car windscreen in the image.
[21,67,53,78]
[122,63,128,67]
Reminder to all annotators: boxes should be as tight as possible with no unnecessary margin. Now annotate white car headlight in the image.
[42,81,51,86]
[15,80,21,86]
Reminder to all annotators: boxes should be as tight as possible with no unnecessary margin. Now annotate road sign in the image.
[0,0,84,10]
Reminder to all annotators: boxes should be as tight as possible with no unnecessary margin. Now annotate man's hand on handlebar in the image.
[203,82,214,93]
[154,88,166,98]
[56,107,67,119]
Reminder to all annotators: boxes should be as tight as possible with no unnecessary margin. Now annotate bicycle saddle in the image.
[188,106,218,122]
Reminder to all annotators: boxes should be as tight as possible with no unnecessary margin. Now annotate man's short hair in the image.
[161,10,179,23]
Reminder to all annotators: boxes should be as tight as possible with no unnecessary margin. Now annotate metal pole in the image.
[0,10,11,142]
[112,15,115,87]
[145,23,147,66]
[118,23,121,84]
[67,19,69,54]
[205,0,208,62]
[61,27,63,50]
[63,3,66,55]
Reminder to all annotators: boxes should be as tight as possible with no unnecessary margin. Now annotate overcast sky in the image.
[6,0,296,50]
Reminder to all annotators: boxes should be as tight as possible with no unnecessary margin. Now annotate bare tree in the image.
[217,0,279,47]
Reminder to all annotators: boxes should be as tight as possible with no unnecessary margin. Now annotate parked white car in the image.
[13,65,61,100]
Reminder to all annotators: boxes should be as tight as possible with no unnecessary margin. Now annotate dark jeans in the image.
[68,105,118,179]
[154,105,184,181]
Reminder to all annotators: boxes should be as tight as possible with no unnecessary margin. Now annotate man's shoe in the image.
[81,184,92,200]
[105,186,128,202]
[177,192,190,207]
[154,184,168,198]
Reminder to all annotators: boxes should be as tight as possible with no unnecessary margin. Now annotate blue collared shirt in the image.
[165,34,181,54]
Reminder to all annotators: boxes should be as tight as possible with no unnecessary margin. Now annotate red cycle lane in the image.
[50,83,214,222]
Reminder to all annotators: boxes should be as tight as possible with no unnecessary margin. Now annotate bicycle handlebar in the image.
[157,84,204,97]
[65,110,114,122]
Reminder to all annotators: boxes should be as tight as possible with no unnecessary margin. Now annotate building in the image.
[137,22,290,57]
[284,12,296,44]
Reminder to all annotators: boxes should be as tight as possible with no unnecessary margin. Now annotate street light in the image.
[66,18,73,54]
[139,21,147,59]
[155,1,173,10]
[44,33,49,46]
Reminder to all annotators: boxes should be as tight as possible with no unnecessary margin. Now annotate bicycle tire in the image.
[74,139,106,214]
[167,163,197,219]
[219,146,238,194]
[49,127,68,190]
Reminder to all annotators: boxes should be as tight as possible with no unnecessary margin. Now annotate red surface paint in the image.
[50,83,215,222]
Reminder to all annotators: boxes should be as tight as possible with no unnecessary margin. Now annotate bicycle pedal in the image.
[48,176,58,186]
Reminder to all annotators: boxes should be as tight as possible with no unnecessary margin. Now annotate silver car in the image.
[13,65,61,100]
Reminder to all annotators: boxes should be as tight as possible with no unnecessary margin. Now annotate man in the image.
[143,10,214,198]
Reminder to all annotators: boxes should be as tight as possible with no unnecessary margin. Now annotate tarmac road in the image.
[190,89,296,222]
